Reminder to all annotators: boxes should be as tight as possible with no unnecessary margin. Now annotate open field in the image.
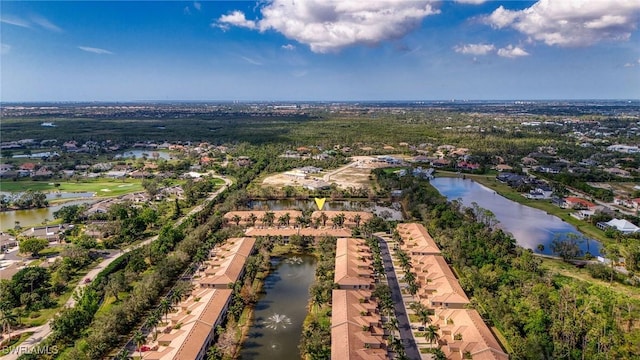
[541,258,640,300]
[0,179,144,197]
[261,156,394,190]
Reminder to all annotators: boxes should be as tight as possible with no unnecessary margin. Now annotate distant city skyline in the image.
[1,0,639,101]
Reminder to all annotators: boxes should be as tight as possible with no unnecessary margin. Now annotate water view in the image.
[114,150,172,160]
[239,255,316,360]
[430,177,602,257]
[0,199,94,231]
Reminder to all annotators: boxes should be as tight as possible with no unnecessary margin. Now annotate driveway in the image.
[377,235,420,360]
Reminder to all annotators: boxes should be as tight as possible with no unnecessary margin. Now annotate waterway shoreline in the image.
[434,171,611,247]
[430,175,602,257]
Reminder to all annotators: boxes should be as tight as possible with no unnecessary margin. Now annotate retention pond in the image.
[239,255,317,360]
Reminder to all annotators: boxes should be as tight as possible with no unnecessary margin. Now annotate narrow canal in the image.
[239,255,317,360]
[431,177,602,256]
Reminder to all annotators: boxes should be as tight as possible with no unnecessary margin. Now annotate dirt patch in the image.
[261,156,396,190]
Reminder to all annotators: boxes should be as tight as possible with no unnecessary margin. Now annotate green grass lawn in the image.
[0,332,34,355]
[0,179,143,197]
[540,258,640,300]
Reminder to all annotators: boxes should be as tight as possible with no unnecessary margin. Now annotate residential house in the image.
[396,223,441,256]
[563,197,596,210]
[597,218,640,234]
[412,255,469,309]
[331,289,387,360]
[334,238,375,290]
[199,237,256,289]
[432,309,509,360]
[20,224,71,242]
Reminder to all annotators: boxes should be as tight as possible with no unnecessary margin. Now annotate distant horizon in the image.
[2,98,640,104]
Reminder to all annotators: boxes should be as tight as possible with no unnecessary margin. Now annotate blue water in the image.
[430,177,601,257]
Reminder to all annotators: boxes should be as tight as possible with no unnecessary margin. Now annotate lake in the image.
[1,191,95,201]
[239,255,316,360]
[114,150,172,160]
[430,177,601,256]
[0,199,94,231]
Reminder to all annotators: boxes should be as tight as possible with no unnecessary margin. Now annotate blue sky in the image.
[1,0,639,101]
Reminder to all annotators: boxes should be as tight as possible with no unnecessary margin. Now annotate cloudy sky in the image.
[1,0,639,101]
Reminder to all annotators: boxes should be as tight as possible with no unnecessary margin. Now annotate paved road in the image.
[377,235,420,360]
[2,176,232,360]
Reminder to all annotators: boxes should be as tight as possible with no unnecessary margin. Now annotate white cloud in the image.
[240,56,262,65]
[218,10,257,30]
[455,0,487,4]
[0,15,31,28]
[193,2,201,11]
[497,45,529,58]
[1,43,11,55]
[454,43,495,55]
[78,46,113,55]
[217,0,439,53]
[624,59,640,67]
[282,44,296,50]
[1,14,63,32]
[30,15,63,32]
[485,0,640,47]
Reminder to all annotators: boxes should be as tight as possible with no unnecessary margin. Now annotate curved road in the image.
[2,176,231,360]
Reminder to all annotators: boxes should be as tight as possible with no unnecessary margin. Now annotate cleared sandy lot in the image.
[262,156,397,190]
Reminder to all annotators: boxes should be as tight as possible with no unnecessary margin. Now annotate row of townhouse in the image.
[223,210,373,229]
[143,237,256,360]
[396,223,509,360]
[332,237,388,360]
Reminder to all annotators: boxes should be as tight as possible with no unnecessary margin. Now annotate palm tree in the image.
[133,330,146,358]
[246,213,258,227]
[431,347,447,360]
[0,309,16,338]
[353,214,362,228]
[424,324,440,347]
[384,316,399,335]
[283,212,291,226]
[144,313,160,341]
[319,212,328,227]
[114,347,130,360]
[159,298,173,324]
[415,307,432,328]
[294,215,305,228]
[262,211,275,227]
[277,214,288,227]
[170,288,183,306]
[231,214,242,226]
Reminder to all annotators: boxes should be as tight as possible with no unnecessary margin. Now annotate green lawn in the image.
[0,332,34,355]
[540,258,640,300]
[0,179,143,197]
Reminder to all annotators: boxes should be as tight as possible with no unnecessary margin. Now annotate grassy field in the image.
[540,258,640,300]
[0,332,34,355]
[436,171,611,245]
[0,178,144,197]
